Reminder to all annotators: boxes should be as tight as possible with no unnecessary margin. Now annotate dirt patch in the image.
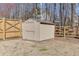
[0,37,79,55]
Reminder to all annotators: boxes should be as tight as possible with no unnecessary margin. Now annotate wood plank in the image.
[6,22,20,31]
[3,18,6,40]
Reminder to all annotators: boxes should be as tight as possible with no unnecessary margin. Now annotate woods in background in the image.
[0,3,78,26]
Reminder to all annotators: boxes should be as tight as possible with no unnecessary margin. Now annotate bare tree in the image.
[59,3,62,26]
[53,3,56,23]
[70,3,76,27]
[45,3,48,21]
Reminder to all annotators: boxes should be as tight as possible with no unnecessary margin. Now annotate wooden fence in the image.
[55,26,79,38]
[0,18,22,40]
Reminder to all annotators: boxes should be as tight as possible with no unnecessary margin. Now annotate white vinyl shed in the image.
[22,19,55,41]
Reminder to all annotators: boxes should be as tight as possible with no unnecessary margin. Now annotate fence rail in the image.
[0,18,22,40]
[55,26,79,38]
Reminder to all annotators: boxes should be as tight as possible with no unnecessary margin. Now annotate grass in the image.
[39,48,48,51]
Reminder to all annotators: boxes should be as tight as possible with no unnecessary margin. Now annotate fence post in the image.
[3,18,6,40]
[20,19,22,39]
[64,26,65,38]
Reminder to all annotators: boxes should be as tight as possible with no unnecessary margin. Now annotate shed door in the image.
[22,21,35,40]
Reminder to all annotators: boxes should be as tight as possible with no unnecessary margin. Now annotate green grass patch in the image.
[39,48,48,51]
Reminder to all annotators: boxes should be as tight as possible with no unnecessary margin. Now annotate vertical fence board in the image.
[3,18,6,40]
[19,19,22,39]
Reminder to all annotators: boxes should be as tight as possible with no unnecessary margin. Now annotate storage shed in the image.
[22,18,55,41]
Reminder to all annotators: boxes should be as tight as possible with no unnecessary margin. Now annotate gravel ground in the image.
[0,37,79,56]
